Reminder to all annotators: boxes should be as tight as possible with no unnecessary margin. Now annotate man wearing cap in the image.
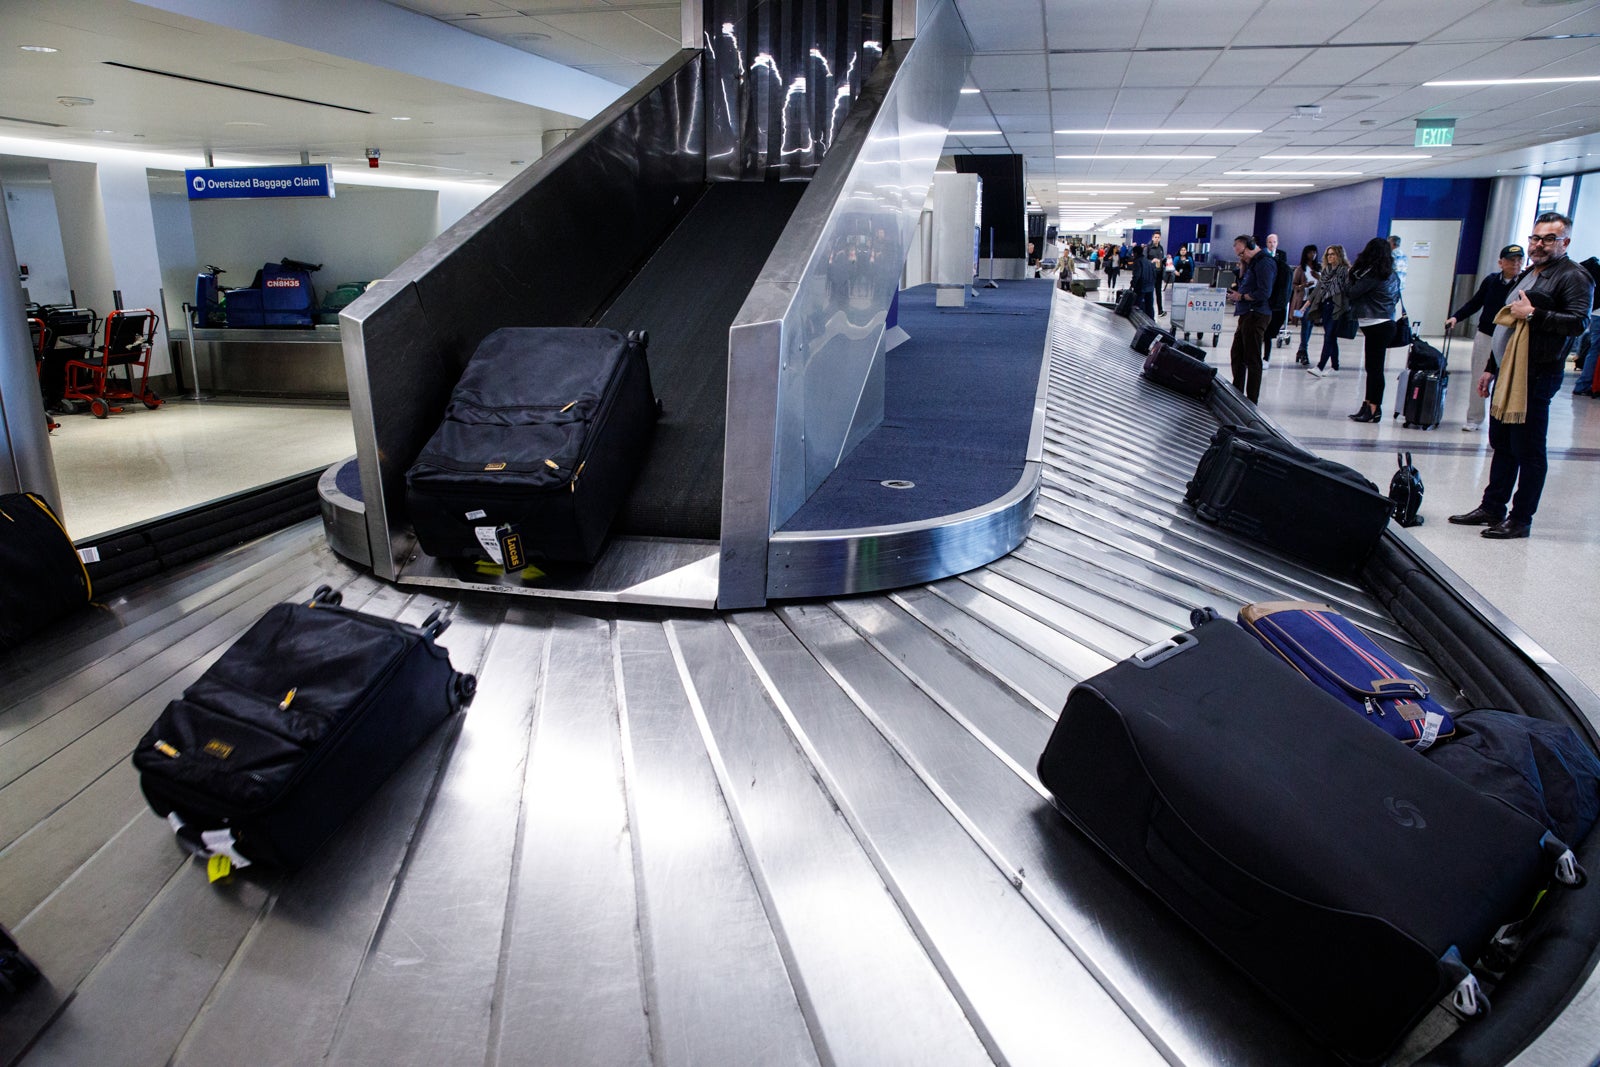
[1445,243,1525,431]
[1449,212,1594,539]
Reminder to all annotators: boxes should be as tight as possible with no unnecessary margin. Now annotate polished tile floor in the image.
[46,398,355,540]
[1145,286,1600,699]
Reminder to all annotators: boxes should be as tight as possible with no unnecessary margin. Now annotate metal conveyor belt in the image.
[1,293,1472,1067]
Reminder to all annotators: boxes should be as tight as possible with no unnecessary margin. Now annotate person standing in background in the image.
[1147,232,1167,315]
[1291,244,1320,365]
[1390,235,1409,292]
[1262,234,1291,364]
[1344,237,1401,422]
[1129,244,1156,317]
[1307,244,1350,376]
[1444,244,1524,430]
[1570,255,1600,396]
[1174,246,1194,284]
[1226,235,1276,403]
[1449,212,1593,539]
[1103,245,1121,290]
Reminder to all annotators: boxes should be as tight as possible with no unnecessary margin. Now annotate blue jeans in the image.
[1573,314,1600,392]
[1484,368,1564,525]
[1317,304,1340,370]
[1297,311,1315,354]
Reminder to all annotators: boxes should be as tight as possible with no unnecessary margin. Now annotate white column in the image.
[50,160,172,375]
[1478,176,1540,280]
[0,178,62,510]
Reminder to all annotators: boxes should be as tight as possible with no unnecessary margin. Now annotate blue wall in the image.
[1379,178,1492,273]
[1258,180,1385,265]
[1165,214,1210,255]
[1209,204,1270,256]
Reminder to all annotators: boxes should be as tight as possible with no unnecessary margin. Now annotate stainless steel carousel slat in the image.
[18,853,276,1067]
[1039,429,1199,501]
[489,613,651,1067]
[982,555,1182,647]
[773,601,1331,1067]
[953,569,1147,667]
[310,604,551,1067]
[920,577,1115,687]
[826,598,1061,782]
[0,540,340,751]
[888,586,1073,716]
[664,615,993,1067]
[729,610,1165,1067]
[613,617,820,1067]
[1001,543,1196,631]
[2,528,331,705]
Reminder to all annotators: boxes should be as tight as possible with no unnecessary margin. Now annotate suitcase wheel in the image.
[310,585,343,607]
[453,672,478,708]
[422,609,451,639]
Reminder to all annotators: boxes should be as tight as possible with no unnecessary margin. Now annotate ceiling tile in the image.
[1110,88,1188,113]
[1330,0,1484,44]
[971,53,1049,91]
[1178,87,1260,111]
[536,10,676,63]
[1277,45,1407,86]
[1197,48,1314,86]
[1428,0,1597,43]
[955,0,1045,51]
[1049,88,1121,112]
[1045,51,1133,85]
[1137,0,1257,48]
[1232,0,1381,44]
[1044,6,1138,50]
[986,89,1053,115]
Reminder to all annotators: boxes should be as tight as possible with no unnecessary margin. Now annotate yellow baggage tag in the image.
[207,854,233,883]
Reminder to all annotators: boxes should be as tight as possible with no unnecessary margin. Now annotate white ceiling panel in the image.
[1110,88,1188,113]
[535,11,677,63]
[1043,8,1141,51]
[1237,0,1382,44]
[1427,38,1599,83]
[1197,48,1314,87]
[1427,0,1599,43]
[1004,133,1055,147]
[1277,45,1407,86]
[1331,0,1489,44]
[970,53,1049,91]
[986,90,1054,115]
[1049,88,1122,112]
[624,6,681,39]
[1045,51,1135,85]
[1346,42,1501,86]
[1177,87,1262,111]
[1119,48,1221,84]
[1137,0,1256,48]
[995,114,1052,133]
[956,0,1045,52]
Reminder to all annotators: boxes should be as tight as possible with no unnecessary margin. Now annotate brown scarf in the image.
[1491,306,1529,424]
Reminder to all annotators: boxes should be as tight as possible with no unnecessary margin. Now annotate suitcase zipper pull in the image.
[560,400,577,413]
[154,739,180,758]
[278,687,297,711]
[571,460,585,493]
[1365,696,1386,718]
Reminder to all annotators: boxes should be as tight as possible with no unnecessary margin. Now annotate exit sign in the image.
[1415,119,1455,148]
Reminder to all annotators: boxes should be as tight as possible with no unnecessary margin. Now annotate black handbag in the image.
[1336,314,1359,340]
[1390,300,1414,348]
[1389,451,1424,527]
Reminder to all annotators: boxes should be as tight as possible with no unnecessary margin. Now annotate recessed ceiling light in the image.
[1055,128,1259,135]
[392,116,412,121]
[56,96,94,107]
[1226,169,1361,176]
[1260,153,1430,160]
[949,130,1002,136]
[92,129,114,134]
[1058,181,1169,187]
[1198,182,1315,188]
[224,120,268,127]
[960,87,980,94]
[1425,74,1600,86]
[1056,154,1216,160]
[19,45,59,54]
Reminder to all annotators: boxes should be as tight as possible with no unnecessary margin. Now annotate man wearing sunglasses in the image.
[1449,211,1594,539]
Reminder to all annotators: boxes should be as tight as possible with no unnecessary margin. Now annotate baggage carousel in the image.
[7,293,1598,1066]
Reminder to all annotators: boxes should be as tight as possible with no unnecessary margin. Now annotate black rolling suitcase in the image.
[1114,289,1136,317]
[0,492,91,650]
[1185,425,1394,573]
[133,586,476,873]
[1143,340,1216,399]
[1402,368,1447,429]
[406,327,657,566]
[1037,618,1578,1064]
[1132,323,1175,354]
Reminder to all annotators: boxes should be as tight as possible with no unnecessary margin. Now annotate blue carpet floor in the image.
[779,280,1053,532]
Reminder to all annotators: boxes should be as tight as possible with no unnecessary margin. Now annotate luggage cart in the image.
[62,308,163,419]
[27,317,57,433]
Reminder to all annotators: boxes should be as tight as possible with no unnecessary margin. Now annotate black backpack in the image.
[1389,452,1424,527]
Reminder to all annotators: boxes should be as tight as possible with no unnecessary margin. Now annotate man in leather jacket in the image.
[1449,211,1594,539]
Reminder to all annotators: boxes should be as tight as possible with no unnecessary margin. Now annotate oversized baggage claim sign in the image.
[184,164,336,201]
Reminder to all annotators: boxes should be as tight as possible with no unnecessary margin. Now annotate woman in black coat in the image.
[1344,237,1402,422]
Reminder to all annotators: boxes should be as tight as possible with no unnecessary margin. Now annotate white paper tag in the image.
[465,509,487,521]
[474,526,504,565]
[1416,711,1444,752]
[78,546,100,563]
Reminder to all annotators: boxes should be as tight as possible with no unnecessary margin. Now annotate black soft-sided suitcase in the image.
[1402,368,1448,429]
[406,327,657,566]
[1172,338,1207,361]
[133,587,476,870]
[1114,289,1136,317]
[1037,619,1563,1063]
[1185,425,1394,573]
[1132,323,1175,354]
[1143,340,1217,399]
[0,492,91,650]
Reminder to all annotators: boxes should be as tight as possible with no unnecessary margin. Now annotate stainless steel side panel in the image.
[720,0,972,607]
[341,51,705,585]
[0,178,61,509]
